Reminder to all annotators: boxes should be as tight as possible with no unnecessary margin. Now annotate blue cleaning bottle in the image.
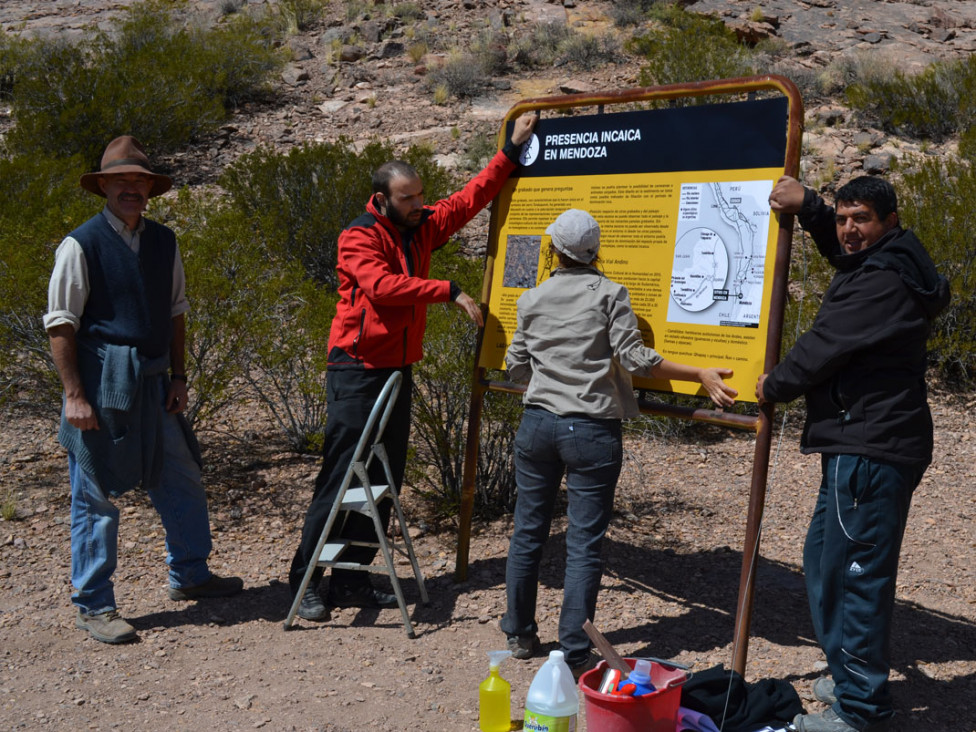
[625,659,657,697]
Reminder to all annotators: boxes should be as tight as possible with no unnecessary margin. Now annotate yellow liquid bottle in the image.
[479,651,512,732]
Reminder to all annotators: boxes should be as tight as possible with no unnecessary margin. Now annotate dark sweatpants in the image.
[289,366,412,596]
[804,453,923,731]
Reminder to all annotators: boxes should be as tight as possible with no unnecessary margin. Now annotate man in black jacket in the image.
[757,175,950,732]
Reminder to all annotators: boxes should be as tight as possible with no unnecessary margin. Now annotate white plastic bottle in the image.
[523,650,579,732]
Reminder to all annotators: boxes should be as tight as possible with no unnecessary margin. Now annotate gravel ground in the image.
[1,392,974,730]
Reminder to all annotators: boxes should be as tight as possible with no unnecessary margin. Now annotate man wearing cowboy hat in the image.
[44,136,243,644]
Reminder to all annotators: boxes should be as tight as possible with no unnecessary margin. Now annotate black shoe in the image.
[327,583,398,609]
[568,652,598,681]
[168,574,244,601]
[297,587,331,622]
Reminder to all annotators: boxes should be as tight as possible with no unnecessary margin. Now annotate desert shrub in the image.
[272,0,327,34]
[391,2,426,21]
[609,0,670,27]
[897,155,976,384]
[0,30,21,100]
[779,226,835,362]
[3,0,282,164]
[846,54,976,142]
[509,21,571,68]
[220,138,455,288]
[218,0,246,16]
[408,244,518,518]
[472,29,509,76]
[160,190,337,446]
[427,50,485,99]
[0,153,95,405]
[559,32,620,71]
[461,125,499,174]
[407,40,428,63]
[630,8,755,92]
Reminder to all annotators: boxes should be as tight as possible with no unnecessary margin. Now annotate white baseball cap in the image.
[545,208,601,264]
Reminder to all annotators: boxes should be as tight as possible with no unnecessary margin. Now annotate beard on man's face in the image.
[386,204,423,231]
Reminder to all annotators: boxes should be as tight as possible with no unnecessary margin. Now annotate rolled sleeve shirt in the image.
[44,207,189,332]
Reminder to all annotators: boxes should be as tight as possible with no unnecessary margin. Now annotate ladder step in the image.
[316,540,349,563]
[340,485,391,512]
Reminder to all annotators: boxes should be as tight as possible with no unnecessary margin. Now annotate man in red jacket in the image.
[290,112,538,620]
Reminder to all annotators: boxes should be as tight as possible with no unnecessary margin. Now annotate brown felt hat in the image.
[79,135,173,198]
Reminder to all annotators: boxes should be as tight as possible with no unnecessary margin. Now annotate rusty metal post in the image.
[731,207,797,674]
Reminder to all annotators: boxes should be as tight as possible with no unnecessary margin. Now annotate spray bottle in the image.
[479,650,512,732]
[524,650,578,732]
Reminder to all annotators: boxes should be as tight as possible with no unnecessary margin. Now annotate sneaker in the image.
[506,633,541,660]
[793,708,860,732]
[76,609,137,644]
[326,582,398,609]
[168,573,244,601]
[297,587,331,622]
[813,676,837,705]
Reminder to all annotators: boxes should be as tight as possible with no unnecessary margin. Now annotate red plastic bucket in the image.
[579,658,688,732]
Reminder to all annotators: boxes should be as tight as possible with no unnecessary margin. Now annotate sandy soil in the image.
[2,1,976,730]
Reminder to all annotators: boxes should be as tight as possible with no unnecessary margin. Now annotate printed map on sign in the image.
[667,180,774,328]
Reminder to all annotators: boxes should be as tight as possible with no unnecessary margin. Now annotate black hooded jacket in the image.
[763,189,951,466]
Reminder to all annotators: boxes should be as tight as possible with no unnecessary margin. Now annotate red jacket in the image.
[327,150,517,369]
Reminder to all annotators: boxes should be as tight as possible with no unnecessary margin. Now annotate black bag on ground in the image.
[680,663,804,732]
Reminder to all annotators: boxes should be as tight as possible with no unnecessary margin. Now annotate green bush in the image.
[779,225,835,363]
[4,0,282,164]
[560,32,620,71]
[471,29,509,76]
[509,21,571,68]
[272,0,327,34]
[427,50,486,99]
[897,155,976,384]
[630,8,755,92]
[391,2,426,21]
[0,153,95,406]
[220,138,456,288]
[158,190,337,447]
[846,54,976,142]
[408,243,518,518]
[609,0,671,28]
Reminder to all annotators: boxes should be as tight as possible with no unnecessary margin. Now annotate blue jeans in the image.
[805,454,922,731]
[69,410,213,615]
[502,407,622,665]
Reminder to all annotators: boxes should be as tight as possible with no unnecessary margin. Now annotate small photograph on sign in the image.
[503,234,542,289]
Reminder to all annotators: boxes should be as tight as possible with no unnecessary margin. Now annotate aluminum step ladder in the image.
[284,371,428,636]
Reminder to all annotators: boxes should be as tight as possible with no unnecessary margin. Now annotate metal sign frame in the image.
[455,75,803,674]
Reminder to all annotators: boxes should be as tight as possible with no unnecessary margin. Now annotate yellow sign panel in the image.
[479,98,792,403]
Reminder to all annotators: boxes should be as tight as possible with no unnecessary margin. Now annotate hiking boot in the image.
[168,573,244,601]
[793,708,860,732]
[326,582,398,609]
[506,633,541,660]
[813,676,837,705]
[76,609,137,644]
[297,587,330,622]
[568,652,598,681]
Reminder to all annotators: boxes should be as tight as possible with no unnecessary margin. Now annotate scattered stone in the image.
[281,65,310,86]
[862,153,895,174]
[340,45,365,62]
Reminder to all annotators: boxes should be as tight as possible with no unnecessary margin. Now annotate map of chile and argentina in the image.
[668,180,773,329]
